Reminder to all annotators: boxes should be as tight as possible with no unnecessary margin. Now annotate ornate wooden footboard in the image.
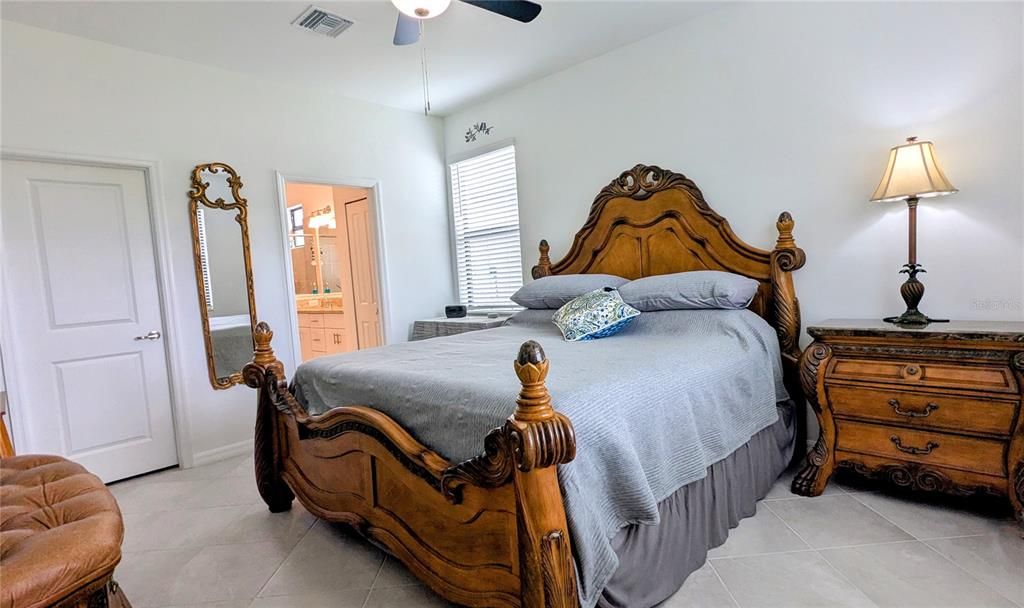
[243,326,578,608]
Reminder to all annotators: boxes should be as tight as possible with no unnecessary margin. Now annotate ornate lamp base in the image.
[884,264,948,328]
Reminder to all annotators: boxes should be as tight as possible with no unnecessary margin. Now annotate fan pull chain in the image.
[420,20,431,115]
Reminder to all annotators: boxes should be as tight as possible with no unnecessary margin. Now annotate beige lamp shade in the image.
[870,137,957,202]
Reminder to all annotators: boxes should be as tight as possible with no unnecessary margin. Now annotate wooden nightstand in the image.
[791,319,1024,525]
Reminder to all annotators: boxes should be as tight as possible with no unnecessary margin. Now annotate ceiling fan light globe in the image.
[391,0,452,19]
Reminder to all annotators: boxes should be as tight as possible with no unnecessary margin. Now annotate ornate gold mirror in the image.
[188,163,258,389]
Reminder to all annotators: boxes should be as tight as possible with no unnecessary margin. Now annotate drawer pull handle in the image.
[890,435,938,455]
[887,399,939,418]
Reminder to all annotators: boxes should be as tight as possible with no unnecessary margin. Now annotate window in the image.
[288,204,305,248]
[195,208,214,311]
[449,144,523,310]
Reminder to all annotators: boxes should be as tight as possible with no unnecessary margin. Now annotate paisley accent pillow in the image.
[553,288,641,342]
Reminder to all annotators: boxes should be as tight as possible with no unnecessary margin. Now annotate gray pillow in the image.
[619,271,759,311]
[511,274,628,309]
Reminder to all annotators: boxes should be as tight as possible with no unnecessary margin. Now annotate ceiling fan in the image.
[391,0,542,45]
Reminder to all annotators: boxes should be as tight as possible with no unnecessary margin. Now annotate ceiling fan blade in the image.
[459,0,542,23]
[393,13,421,45]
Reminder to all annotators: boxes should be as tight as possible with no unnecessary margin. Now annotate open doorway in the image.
[279,178,385,363]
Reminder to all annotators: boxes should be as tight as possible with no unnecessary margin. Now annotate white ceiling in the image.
[1,1,718,115]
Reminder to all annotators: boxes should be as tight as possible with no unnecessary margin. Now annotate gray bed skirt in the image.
[598,401,797,608]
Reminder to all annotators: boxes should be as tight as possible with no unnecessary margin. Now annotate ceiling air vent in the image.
[292,5,354,38]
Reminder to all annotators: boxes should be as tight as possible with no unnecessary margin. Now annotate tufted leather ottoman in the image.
[1,455,129,608]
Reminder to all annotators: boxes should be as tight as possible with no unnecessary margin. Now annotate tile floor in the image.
[109,455,1023,608]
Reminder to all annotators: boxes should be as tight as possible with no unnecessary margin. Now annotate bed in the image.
[243,164,806,608]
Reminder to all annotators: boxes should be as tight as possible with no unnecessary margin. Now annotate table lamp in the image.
[870,136,957,327]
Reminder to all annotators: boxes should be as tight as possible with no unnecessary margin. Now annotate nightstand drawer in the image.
[827,385,1017,436]
[835,420,1005,477]
[830,358,1017,394]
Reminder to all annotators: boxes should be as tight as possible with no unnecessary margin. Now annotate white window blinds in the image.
[450,145,524,310]
[195,208,214,311]
[288,205,305,248]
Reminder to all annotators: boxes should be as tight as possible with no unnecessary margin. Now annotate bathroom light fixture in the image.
[308,205,336,230]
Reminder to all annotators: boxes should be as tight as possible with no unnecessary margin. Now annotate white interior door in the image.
[344,198,382,349]
[1,159,177,481]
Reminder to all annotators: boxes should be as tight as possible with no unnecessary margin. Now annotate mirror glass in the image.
[190,163,257,389]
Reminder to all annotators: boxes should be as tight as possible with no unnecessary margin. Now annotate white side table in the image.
[411,315,512,341]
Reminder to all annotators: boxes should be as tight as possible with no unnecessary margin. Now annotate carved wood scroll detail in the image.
[1011,353,1024,526]
[540,530,578,608]
[836,460,1003,498]
[792,343,834,496]
[582,164,709,226]
[441,428,516,501]
[1013,461,1024,524]
[300,419,446,491]
[771,211,806,360]
[443,341,577,504]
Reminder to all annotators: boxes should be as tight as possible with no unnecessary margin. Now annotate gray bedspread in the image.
[293,308,788,608]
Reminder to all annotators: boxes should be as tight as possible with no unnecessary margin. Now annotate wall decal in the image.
[465,122,493,143]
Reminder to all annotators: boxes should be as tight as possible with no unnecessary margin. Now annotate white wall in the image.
[1,21,454,464]
[445,2,1024,330]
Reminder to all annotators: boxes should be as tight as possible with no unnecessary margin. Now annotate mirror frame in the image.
[188,162,258,390]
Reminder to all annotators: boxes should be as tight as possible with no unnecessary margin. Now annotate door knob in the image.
[134,331,162,341]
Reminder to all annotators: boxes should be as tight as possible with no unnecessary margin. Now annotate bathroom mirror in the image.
[188,162,258,389]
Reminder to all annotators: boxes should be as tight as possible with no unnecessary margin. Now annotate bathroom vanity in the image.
[296,294,354,361]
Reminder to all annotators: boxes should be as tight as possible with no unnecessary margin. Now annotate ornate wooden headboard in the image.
[532,164,806,370]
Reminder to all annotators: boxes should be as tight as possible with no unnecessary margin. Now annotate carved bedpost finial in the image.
[776,211,796,247]
[538,240,551,267]
[441,340,575,501]
[532,240,553,279]
[514,341,552,422]
[517,340,547,366]
[772,212,805,271]
[252,322,276,366]
[243,321,285,389]
[773,211,801,260]
[510,341,575,471]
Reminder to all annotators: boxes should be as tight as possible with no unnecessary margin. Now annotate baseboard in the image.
[191,438,253,467]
